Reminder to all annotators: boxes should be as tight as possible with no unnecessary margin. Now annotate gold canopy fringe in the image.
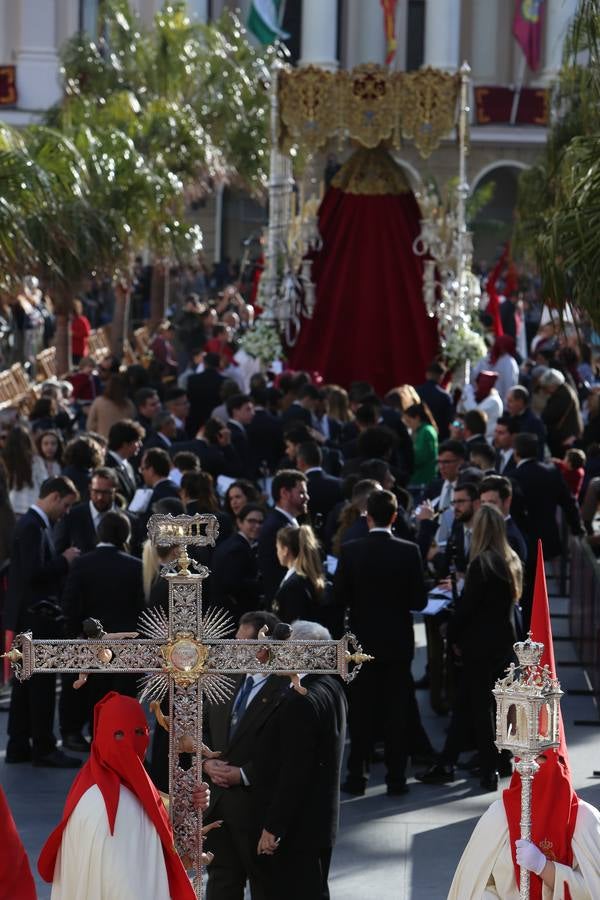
[331,146,411,196]
[278,64,460,160]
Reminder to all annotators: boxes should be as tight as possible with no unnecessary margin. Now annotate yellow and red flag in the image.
[380,0,398,66]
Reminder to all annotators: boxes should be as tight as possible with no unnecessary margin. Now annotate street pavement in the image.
[1,590,599,900]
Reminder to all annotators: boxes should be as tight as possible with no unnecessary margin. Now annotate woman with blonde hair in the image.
[272,524,326,624]
[324,385,353,425]
[417,503,522,792]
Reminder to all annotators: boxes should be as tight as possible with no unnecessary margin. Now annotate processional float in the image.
[3,514,372,896]
[494,634,563,900]
[260,59,480,353]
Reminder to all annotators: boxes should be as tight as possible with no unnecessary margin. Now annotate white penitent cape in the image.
[447,798,600,900]
[51,784,172,900]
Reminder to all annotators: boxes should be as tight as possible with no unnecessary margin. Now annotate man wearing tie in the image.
[202,611,287,900]
[54,467,120,553]
[105,419,145,505]
[4,476,81,768]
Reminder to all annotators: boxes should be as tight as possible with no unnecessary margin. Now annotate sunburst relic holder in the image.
[493,633,563,900]
[3,512,372,898]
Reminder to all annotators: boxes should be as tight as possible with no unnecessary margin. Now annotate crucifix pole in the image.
[4,513,372,898]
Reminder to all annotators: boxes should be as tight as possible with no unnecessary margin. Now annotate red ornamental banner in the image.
[0,66,17,106]
[513,0,545,70]
[474,85,549,125]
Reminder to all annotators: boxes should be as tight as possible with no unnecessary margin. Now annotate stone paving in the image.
[1,593,599,899]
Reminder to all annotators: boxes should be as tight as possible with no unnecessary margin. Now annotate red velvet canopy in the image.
[287,147,438,395]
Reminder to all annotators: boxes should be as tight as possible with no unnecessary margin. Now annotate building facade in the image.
[0,0,578,262]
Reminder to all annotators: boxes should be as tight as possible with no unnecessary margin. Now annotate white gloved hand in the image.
[515,839,547,875]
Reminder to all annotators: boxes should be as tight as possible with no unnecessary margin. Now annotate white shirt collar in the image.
[369,526,392,534]
[305,467,323,475]
[96,542,116,548]
[516,458,533,468]
[31,504,50,529]
[158,432,172,447]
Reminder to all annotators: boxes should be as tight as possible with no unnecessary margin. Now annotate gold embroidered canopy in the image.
[278,64,461,160]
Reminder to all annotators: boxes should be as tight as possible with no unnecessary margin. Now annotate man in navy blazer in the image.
[5,476,81,768]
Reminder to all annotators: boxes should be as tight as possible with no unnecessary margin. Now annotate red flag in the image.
[380,0,398,66]
[513,0,545,71]
[485,247,507,337]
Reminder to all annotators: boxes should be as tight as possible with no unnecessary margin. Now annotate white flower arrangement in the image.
[443,323,487,370]
[238,317,284,366]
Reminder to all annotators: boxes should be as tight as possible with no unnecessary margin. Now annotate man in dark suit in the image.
[203,611,286,900]
[442,482,480,576]
[134,386,161,435]
[61,511,144,717]
[506,385,546,458]
[226,393,256,476]
[142,411,178,451]
[512,432,582,559]
[246,387,285,474]
[210,505,264,617]
[105,419,145,504]
[296,441,343,533]
[280,384,319,429]
[251,620,347,900]
[334,489,427,795]
[187,352,226,434]
[54,467,121,553]
[416,361,454,441]
[493,414,517,475]
[140,447,180,506]
[257,470,309,606]
[171,418,246,481]
[478,475,527,562]
[5,476,81,768]
[463,409,489,452]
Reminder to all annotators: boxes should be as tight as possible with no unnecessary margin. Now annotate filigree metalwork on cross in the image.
[3,513,372,898]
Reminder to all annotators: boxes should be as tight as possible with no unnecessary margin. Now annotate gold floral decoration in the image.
[278,65,461,159]
[398,67,460,159]
[278,65,341,155]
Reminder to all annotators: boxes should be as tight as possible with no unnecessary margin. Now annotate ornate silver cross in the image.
[4,513,371,896]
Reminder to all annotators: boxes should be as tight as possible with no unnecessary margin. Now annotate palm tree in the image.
[516,0,600,325]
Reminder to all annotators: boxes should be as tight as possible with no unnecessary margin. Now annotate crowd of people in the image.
[3,280,600,898]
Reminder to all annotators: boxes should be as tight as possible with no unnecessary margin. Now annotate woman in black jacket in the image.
[271,524,326,625]
[417,504,522,791]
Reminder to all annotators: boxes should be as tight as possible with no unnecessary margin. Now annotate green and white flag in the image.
[247,0,290,45]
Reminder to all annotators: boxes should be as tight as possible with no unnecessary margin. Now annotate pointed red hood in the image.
[38,692,195,900]
[503,542,578,899]
[0,785,36,900]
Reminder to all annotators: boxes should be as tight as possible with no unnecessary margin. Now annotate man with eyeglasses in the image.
[54,467,121,555]
[210,504,265,617]
[417,440,466,555]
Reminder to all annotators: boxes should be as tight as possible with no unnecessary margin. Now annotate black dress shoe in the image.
[415,762,455,784]
[341,778,366,796]
[5,750,31,764]
[33,749,82,769]
[479,770,499,791]
[386,781,409,796]
[62,733,91,753]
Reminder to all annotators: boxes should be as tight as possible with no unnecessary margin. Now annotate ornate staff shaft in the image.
[516,757,539,900]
